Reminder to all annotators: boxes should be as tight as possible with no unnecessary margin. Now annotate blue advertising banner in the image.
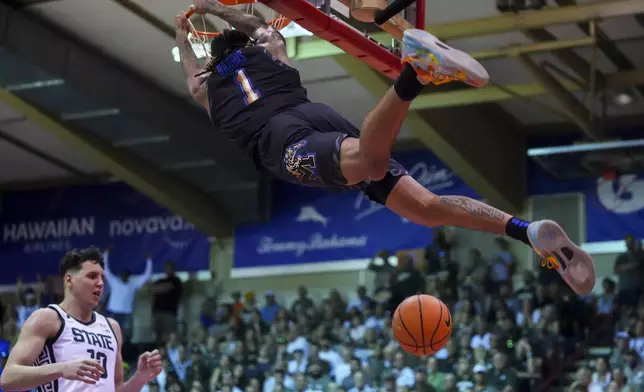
[529,161,644,243]
[234,150,479,268]
[0,183,210,284]
[587,174,644,242]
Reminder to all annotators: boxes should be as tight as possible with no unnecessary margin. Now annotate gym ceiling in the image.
[0,0,642,237]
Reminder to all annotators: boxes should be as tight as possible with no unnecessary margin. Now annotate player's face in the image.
[68,261,104,308]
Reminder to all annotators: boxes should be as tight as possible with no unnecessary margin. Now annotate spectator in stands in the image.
[472,364,496,392]
[0,306,18,347]
[595,278,618,320]
[589,357,612,391]
[492,237,517,281]
[389,253,425,312]
[291,286,315,315]
[614,235,644,309]
[260,291,280,325]
[470,316,493,352]
[346,286,373,313]
[455,357,474,390]
[102,250,153,342]
[151,261,183,341]
[571,366,592,391]
[239,291,260,326]
[608,368,630,392]
[488,352,517,391]
[611,334,630,369]
[14,277,41,329]
[426,357,447,390]
[349,370,375,392]
[459,249,486,285]
[367,249,397,298]
[435,252,459,303]
[630,320,644,359]
[424,228,454,275]
[384,351,414,388]
[10,229,614,392]
[230,291,244,321]
[39,275,63,305]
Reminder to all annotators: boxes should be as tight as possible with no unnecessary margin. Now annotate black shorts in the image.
[257,102,408,205]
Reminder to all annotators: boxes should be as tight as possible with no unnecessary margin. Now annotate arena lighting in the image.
[613,91,635,106]
[171,22,312,62]
[527,139,644,156]
[581,240,627,255]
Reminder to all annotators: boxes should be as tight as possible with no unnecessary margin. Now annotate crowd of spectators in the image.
[565,235,644,392]
[1,232,644,392]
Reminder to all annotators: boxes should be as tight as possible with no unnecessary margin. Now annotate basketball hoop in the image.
[183,1,291,60]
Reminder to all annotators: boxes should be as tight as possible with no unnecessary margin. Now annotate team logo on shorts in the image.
[284,140,318,182]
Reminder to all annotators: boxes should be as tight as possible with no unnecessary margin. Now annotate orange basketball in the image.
[392,294,453,356]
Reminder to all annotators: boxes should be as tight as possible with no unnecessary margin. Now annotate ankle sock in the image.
[394,63,424,101]
[505,217,531,246]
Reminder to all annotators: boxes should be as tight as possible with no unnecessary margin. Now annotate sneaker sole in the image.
[402,29,489,88]
[528,220,597,295]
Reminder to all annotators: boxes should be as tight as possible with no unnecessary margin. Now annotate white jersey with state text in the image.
[35,305,118,392]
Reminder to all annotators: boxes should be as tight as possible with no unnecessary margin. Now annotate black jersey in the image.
[207,45,309,155]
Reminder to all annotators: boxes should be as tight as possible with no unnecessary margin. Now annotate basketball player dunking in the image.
[0,247,163,392]
[174,0,596,294]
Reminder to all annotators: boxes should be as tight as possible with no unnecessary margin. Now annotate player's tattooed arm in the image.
[194,0,290,64]
[438,196,506,221]
[176,33,201,76]
[196,0,265,36]
[175,14,209,110]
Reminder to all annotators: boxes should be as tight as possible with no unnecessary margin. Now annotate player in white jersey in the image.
[0,247,163,392]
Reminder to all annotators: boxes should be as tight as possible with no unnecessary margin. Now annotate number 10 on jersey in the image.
[87,349,108,379]
[235,68,261,105]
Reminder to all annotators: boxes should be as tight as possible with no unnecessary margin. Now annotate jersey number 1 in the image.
[87,349,108,379]
[235,69,261,105]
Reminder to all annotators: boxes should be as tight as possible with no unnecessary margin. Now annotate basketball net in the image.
[186,4,290,62]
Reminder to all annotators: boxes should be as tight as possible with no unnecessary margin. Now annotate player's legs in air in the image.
[338,29,596,295]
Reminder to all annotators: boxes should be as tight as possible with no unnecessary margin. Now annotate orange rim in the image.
[184,7,291,38]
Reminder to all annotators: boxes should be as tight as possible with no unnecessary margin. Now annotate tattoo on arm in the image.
[176,33,203,79]
[206,5,267,37]
[438,196,506,221]
[201,2,288,62]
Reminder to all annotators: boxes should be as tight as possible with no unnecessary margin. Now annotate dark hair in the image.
[59,246,104,275]
[203,29,253,74]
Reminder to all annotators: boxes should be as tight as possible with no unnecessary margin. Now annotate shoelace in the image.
[541,255,560,270]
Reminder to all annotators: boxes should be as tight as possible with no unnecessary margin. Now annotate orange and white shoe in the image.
[528,220,597,295]
[401,29,489,87]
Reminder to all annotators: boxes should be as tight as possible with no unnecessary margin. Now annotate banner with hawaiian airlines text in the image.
[528,162,644,243]
[233,150,479,268]
[0,183,209,284]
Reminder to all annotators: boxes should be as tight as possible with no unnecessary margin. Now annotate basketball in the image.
[392,294,452,356]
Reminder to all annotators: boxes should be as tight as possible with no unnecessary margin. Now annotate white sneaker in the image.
[528,220,597,295]
[401,29,489,87]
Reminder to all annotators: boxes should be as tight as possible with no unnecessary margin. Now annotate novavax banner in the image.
[0,183,209,284]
